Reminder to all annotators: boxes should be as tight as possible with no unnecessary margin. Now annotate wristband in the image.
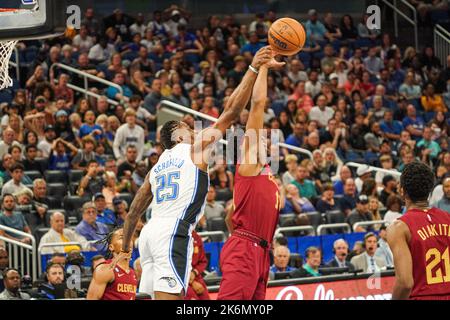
[248,65,259,74]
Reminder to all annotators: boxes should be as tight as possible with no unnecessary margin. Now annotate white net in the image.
[0,40,18,90]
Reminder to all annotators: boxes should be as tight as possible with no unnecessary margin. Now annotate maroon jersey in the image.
[232,164,280,242]
[101,260,138,300]
[399,207,450,299]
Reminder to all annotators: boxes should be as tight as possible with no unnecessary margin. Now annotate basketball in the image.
[268,17,306,56]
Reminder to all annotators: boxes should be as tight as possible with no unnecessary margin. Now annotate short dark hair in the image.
[364,232,377,244]
[45,262,64,274]
[2,193,15,203]
[400,162,435,202]
[274,236,288,247]
[91,254,105,272]
[2,267,20,280]
[160,120,181,150]
[305,246,321,259]
[10,162,24,172]
[25,144,37,153]
[8,145,22,154]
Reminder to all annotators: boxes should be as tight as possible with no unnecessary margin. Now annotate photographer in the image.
[37,261,85,299]
[77,160,105,198]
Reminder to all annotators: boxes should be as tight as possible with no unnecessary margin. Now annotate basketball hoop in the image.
[0,9,21,90]
[0,0,69,90]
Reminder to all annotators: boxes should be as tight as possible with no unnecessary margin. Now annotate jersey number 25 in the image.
[155,172,180,203]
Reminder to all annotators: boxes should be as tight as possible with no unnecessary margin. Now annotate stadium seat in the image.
[44,170,68,184]
[325,210,346,224]
[35,158,49,171]
[24,170,42,181]
[117,193,133,206]
[306,211,324,229]
[68,170,84,183]
[47,196,62,210]
[215,188,232,202]
[207,217,227,232]
[289,253,303,268]
[47,183,67,199]
[430,10,450,24]
[63,196,89,216]
[279,213,296,227]
[0,89,13,104]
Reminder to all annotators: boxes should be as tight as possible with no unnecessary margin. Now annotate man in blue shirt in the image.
[285,122,306,149]
[333,165,352,196]
[305,9,329,42]
[75,202,109,252]
[93,193,116,229]
[380,110,403,141]
[79,110,104,141]
[339,178,358,217]
[270,246,296,274]
[106,72,133,102]
[402,104,425,141]
[240,32,265,56]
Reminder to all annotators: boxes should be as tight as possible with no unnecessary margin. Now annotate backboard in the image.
[0,0,68,41]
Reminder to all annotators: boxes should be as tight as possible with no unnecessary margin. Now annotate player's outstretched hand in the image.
[265,51,286,70]
[110,251,132,269]
[251,46,273,69]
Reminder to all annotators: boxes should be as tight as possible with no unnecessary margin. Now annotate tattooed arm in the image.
[122,172,153,253]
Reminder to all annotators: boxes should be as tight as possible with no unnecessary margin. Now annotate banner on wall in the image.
[209,276,395,300]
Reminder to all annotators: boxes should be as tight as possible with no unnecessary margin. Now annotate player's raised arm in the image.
[191,47,273,172]
[122,172,153,253]
[213,47,272,135]
[239,55,285,176]
[86,264,114,300]
[387,220,414,300]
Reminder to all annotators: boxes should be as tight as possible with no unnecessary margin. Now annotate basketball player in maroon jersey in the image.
[387,162,450,300]
[87,228,137,300]
[217,56,284,300]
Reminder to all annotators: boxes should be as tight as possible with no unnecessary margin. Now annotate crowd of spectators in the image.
[0,4,450,298]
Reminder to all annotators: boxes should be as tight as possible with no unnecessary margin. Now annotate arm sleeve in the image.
[113,127,123,160]
[136,128,145,161]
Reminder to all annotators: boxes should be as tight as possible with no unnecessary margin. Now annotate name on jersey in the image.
[153,158,185,174]
[417,224,450,241]
[116,283,137,294]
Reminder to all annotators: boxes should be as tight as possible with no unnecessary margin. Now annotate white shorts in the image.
[138,217,194,298]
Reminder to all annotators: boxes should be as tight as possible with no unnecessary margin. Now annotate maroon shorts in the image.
[217,234,270,300]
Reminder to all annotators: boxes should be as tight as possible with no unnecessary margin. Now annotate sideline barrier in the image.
[0,225,37,281]
[208,270,395,299]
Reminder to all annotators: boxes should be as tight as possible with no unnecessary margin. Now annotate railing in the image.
[353,220,388,232]
[38,241,81,275]
[381,0,419,50]
[274,226,316,237]
[346,162,401,178]
[160,100,313,159]
[197,231,227,242]
[50,63,121,106]
[317,223,351,235]
[0,225,37,281]
[434,24,450,66]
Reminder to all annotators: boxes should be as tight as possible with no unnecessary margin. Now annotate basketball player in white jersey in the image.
[121,46,280,300]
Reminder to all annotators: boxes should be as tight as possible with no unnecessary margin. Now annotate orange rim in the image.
[0,8,23,12]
